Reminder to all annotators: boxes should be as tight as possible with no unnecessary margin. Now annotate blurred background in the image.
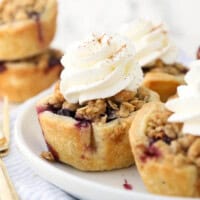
[52,0,200,58]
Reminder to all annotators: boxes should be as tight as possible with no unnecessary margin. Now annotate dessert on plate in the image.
[129,61,200,197]
[37,33,159,171]
[0,49,62,102]
[120,19,188,101]
[0,0,57,60]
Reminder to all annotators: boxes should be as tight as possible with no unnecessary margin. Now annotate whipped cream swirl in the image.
[166,60,200,136]
[120,19,178,66]
[60,33,143,104]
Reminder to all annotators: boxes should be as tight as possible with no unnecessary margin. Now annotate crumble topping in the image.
[41,151,55,162]
[0,0,46,24]
[145,109,200,167]
[41,86,151,123]
[76,99,106,121]
[143,59,188,76]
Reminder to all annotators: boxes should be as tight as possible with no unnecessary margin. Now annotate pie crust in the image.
[129,102,200,197]
[0,49,62,102]
[0,0,57,60]
[37,85,159,171]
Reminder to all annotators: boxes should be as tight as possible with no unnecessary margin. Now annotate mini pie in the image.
[0,0,57,60]
[120,19,188,102]
[142,60,188,102]
[129,101,200,197]
[37,83,159,171]
[0,49,62,102]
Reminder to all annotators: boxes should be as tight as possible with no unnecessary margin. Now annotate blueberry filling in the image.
[37,106,91,127]
[28,11,43,42]
[149,134,174,146]
[48,56,61,68]
[162,135,174,144]
[45,106,75,118]
[56,108,75,118]
[140,145,161,162]
[75,119,91,129]
[42,104,118,124]
[106,107,117,122]
[54,108,91,128]
[0,62,6,73]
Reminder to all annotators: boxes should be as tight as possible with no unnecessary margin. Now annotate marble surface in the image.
[53,0,200,58]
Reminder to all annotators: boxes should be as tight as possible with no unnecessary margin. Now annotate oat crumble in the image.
[44,87,151,123]
[146,110,200,167]
[143,59,188,76]
[0,0,46,23]
[41,151,55,162]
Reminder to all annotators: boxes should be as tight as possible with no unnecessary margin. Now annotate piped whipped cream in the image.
[60,33,143,104]
[166,60,200,136]
[120,19,178,67]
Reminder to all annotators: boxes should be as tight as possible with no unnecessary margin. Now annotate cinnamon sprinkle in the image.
[96,33,105,44]
[117,44,127,52]
[109,44,127,59]
[150,24,162,32]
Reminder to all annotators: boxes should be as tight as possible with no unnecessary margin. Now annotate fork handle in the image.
[0,159,19,200]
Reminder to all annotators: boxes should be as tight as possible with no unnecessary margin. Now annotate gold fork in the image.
[0,97,19,200]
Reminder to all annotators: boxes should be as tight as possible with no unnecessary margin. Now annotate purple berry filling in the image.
[56,108,75,118]
[106,107,117,122]
[123,179,133,190]
[162,135,174,144]
[36,105,59,114]
[48,56,61,68]
[140,145,161,163]
[37,105,92,129]
[0,62,6,73]
[28,11,43,42]
[75,119,91,129]
[149,134,174,146]
[37,105,76,119]
[36,106,49,114]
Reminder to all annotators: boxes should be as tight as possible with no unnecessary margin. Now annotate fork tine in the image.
[0,96,9,155]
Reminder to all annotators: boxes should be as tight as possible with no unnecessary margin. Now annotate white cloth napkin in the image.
[2,98,77,200]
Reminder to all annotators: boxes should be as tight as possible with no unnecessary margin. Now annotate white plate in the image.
[15,93,193,200]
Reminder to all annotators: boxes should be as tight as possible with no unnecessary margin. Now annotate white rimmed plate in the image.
[15,91,193,200]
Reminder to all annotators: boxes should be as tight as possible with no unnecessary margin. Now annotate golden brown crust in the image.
[142,60,187,102]
[37,88,159,171]
[39,112,135,171]
[143,72,184,102]
[0,49,62,102]
[0,0,46,22]
[129,102,200,197]
[0,0,57,60]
